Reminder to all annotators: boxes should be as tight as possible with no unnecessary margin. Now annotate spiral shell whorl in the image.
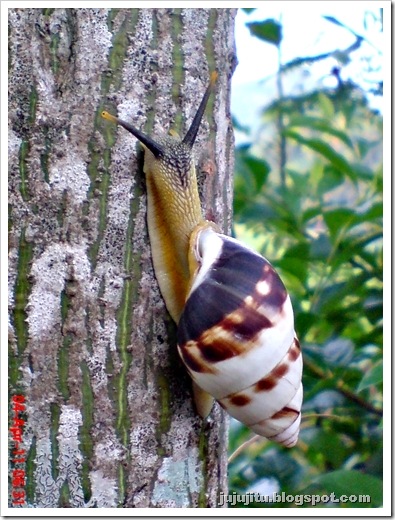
[177,227,303,447]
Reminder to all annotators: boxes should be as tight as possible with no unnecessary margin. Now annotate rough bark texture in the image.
[8,8,237,508]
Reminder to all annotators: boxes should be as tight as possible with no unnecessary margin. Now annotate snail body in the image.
[102,73,303,447]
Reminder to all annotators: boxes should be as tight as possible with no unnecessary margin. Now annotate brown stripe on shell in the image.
[229,394,251,407]
[179,342,217,374]
[289,339,301,360]
[270,407,300,421]
[200,333,244,362]
[180,325,246,372]
[189,313,269,366]
[255,377,277,392]
[254,338,301,393]
[221,304,273,342]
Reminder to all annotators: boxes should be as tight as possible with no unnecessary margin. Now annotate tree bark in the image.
[8,8,237,508]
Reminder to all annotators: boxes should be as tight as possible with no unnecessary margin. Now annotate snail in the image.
[102,72,303,447]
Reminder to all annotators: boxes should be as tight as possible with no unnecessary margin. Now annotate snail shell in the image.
[178,226,303,447]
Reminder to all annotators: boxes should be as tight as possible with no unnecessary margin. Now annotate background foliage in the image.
[228,10,383,508]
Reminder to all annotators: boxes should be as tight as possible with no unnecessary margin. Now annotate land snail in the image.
[102,72,303,448]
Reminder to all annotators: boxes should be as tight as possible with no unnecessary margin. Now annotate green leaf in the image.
[307,431,350,468]
[302,206,322,224]
[308,161,325,193]
[323,208,356,239]
[308,470,383,507]
[375,167,383,192]
[284,130,356,180]
[283,242,310,261]
[247,20,282,46]
[362,202,383,221]
[318,92,335,119]
[276,257,308,285]
[276,243,309,284]
[351,163,375,181]
[243,156,270,192]
[357,360,383,392]
[295,312,317,338]
[288,116,354,149]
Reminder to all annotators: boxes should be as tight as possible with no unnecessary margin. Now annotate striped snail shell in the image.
[178,226,303,448]
[102,72,303,447]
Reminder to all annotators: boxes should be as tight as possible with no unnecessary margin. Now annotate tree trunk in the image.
[8,8,237,508]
